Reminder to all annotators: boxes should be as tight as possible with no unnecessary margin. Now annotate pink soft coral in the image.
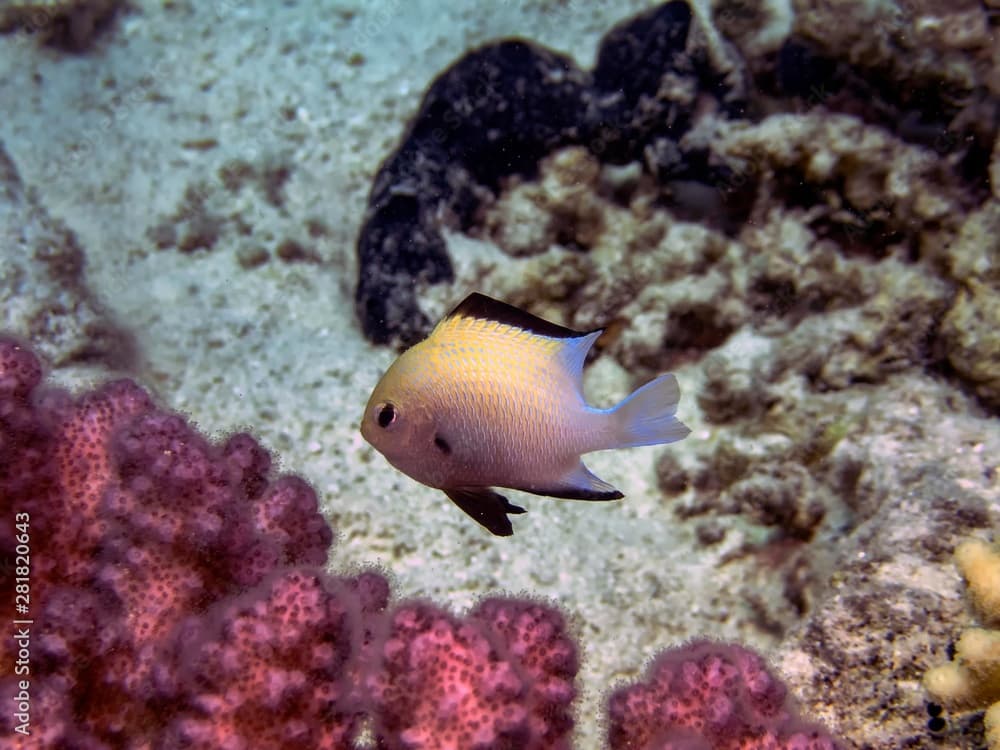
[607,640,842,750]
[0,337,842,750]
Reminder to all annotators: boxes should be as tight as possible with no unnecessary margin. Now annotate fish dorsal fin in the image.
[442,293,602,389]
[558,330,601,390]
[445,293,585,340]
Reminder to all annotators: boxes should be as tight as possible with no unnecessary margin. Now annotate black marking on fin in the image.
[520,485,624,501]
[444,487,527,537]
[516,462,624,502]
[447,293,596,340]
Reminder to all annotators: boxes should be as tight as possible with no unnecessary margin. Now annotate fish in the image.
[360,293,690,536]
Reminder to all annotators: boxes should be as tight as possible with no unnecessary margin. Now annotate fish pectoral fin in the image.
[522,461,624,501]
[444,488,527,537]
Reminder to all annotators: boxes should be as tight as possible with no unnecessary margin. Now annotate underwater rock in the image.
[941,280,1000,411]
[789,0,999,98]
[765,0,999,182]
[355,0,743,345]
[356,0,997,346]
[482,147,606,258]
[0,140,135,371]
[0,0,123,51]
[711,112,969,247]
[936,201,1000,410]
[466,136,957,393]
[697,349,777,424]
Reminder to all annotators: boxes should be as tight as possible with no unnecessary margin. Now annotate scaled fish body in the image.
[360,293,690,536]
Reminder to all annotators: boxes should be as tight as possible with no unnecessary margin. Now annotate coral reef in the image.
[955,539,1000,624]
[466,118,973,396]
[417,133,995,643]
[355,0,742,345]
[925,539,1000,749]
[354,0,997,350]
[347,3,999,746]
[1,0,997,748]
[607,640,840,749]
[369,599,577,749]
[162,569,375,749]
[0,335,345,747]
[0,337,839,748]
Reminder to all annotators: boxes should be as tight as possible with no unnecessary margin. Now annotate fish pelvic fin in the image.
[444,487,526,536]
[611,373,691,448]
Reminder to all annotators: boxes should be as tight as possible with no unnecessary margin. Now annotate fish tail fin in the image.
[610,373,691,448]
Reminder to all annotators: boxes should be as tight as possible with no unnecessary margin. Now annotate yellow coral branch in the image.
[924,538,1000,749]
[925,629,1000,710]
[957,539,1000,627]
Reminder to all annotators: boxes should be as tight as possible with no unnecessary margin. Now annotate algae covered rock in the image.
[941,282,1000,410]
[936,202,1000,410]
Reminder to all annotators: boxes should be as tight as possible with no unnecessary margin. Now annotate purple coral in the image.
[163,569,371,749]
[367,598,577,749]
[0,336,841,749]
[0,336,346,748]
[607,640,842,750]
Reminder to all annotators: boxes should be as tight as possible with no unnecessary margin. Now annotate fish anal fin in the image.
[444,487,526,537]
[521,462,624,502]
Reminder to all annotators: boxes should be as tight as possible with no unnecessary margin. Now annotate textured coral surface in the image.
[607,640,840,750]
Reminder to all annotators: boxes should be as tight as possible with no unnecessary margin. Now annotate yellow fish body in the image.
[361,293,690,535]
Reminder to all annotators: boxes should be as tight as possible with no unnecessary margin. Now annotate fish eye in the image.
[375,402,397,429]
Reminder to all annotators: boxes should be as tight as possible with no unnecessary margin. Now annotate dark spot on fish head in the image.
[376,402,398,429]
[433,433,452,455]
